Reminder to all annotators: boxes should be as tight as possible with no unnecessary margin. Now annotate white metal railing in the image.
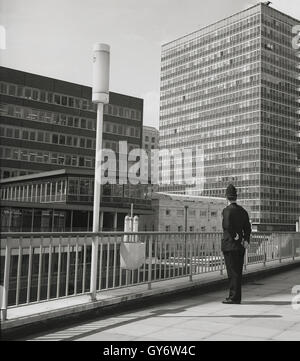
[0,231,299,320]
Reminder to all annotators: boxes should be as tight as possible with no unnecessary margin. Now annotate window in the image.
[166,209,171,216]
[22,130,29,140]
[58,154,65,165]
[61,96,67,106]
[151,137,155,143]
[211,211,217,217]
[14,129,20,139]
[6,128,13,138]
[20,150,28,161]
[178,226,183,232]
[40,91,46,101]
[8,85,16,96]
[0,83,7,94]
[80,138,85,148]
[54,94,61,104]
[165,225,170,232]
[25,88,31,98]
[145,136,149,142]
[67,117,73,127]
[59,135,66,145]
[87,120,93,130]
[52,134,58,144]
[65,155,71,165]
[68,97,74,107]
[51,153,58,164]
[201,226,206,232]
[74,117,79,127]
[32,89,39,100]
[4,148,12,158]
[30,131,36,141]
[37,132,44,142]
[79,157,85,167]
[81,118,86,129]
[86,139,92,149]
[189,226,194,232]
[44,133,50,143]
[177,209,184,216]
[47,93,53,103]
[66,136,72,146]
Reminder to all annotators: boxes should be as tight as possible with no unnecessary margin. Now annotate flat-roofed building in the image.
[139,192,227,232]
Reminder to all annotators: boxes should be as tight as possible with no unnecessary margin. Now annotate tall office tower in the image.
[159,3,300,231]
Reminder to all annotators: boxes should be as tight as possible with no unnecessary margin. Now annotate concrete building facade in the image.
[139,192,227,232]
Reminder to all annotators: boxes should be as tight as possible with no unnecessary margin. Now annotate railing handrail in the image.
[2,231,298,238]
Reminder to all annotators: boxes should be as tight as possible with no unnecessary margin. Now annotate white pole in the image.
[93,102,104,233]
[90,103,103,300]
[90,43,110,301]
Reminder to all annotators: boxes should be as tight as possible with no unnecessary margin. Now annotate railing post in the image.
[292,237,295,261]
[189,239,193,282]
[220,242,224,275]
[148,236,152,290]
[279,235,282,263]
[90,234,99,301]
[1,244,11,321]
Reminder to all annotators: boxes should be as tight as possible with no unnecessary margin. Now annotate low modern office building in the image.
[0,169,152,232]
[0,67,150,231]
[139,192,227,232]
[0,66,143,179]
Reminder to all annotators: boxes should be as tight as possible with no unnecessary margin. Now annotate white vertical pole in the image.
[90,103,103,300]
[90,42,110,301]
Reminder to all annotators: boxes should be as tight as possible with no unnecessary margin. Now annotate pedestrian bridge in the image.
[1,231,300,340]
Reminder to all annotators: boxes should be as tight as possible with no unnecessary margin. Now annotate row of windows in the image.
[0,104,142,141]
[160,99,260,124]
[162,13,260,60]
[0,82,142,121]
[162,34,260,74]
[162,49,260,83]
[161,73,260,102]
[161,59,259,92]
[164,208,218,217]
[0,125,96,150]
[0,103,96,130]
[0,168,33,179]
[104,121,140,138]
[0,146,95,168]
[161,121,259,138]
[160,109,260,130]
[164,225,217,232]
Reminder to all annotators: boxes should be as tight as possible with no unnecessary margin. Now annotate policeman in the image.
[221,184,251,304]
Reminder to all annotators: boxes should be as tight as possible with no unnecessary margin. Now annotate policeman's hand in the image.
[242,241,250,249]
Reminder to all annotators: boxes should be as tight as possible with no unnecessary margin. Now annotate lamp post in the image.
[90,43,110,301]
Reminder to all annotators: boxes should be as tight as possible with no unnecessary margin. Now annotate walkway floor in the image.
[25,268,300,341]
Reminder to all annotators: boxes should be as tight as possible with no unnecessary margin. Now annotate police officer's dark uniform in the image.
[221,184,251,304]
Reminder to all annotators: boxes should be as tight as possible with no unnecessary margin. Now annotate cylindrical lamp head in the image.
[92,43,110,104]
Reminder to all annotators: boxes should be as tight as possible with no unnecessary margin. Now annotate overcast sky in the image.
[0,0,299,128]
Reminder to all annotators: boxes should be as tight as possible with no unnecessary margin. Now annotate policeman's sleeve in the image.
[222,208,232,233]
[243,211,252,243]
